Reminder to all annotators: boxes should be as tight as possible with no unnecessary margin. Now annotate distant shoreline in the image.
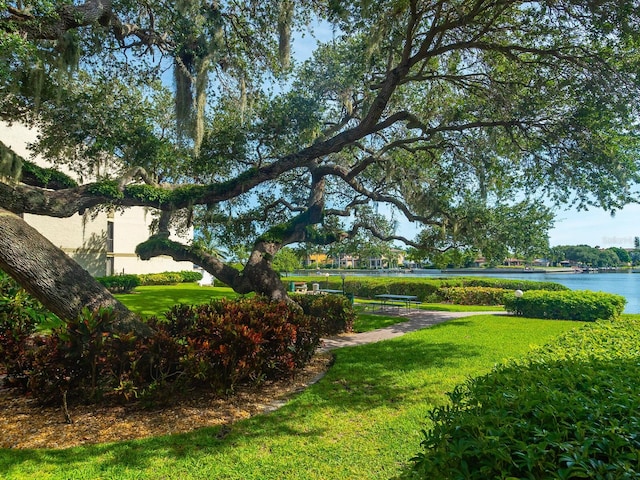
[438,267,632,274]
[438,268,576,274]
[293,267,629,277]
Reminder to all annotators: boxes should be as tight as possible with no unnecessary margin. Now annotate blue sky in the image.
[547,204,640,248]
[392,204,640,249]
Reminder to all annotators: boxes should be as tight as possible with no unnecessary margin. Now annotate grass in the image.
[115,283,238,318]
[353,302,502,332]
[353,312,409,332]
[0,312,582,479]
[415,302,504,312]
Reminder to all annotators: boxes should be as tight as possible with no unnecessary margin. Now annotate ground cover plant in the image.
[0,314,581,479]
[400,317,640,479]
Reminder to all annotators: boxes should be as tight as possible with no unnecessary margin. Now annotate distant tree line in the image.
[549,245,635,268]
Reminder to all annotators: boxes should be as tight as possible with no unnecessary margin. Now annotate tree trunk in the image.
[243,244,290,300]
[0,208,152,336]
[136,235,290,300]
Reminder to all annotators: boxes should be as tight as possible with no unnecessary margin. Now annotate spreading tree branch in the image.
[3,0,170,50]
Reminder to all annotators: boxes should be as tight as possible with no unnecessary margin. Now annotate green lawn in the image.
[0,312,581,479]
[115,283,238,317]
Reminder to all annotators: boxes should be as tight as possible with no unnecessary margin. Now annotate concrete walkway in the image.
[320,309,505,351]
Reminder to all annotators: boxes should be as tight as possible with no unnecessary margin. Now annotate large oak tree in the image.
[2,0,640,329]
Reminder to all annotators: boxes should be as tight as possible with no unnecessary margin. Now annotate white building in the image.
[1,122,193,277]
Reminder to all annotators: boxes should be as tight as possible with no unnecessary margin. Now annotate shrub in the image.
[400,319,640,480]
[137,270,203,286]
[438,286,508,305]
[167,297,321,392]
[137,272,181,285]
[22,308,118,404]
[0,270,59,327]
[0,271,61,380]
[292,293,356,335]
[177,270,204,283]
[504,289,626,321]
[4,297,322,405]
[96,274,140,293]
[459,277,569,292]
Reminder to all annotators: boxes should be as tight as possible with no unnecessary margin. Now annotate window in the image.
[106,221,114,253]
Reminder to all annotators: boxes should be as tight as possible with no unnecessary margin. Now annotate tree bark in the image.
[0,208,152,337]
[243,242,291,300]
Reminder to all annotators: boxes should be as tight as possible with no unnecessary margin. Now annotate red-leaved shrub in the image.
[2,297,322,406]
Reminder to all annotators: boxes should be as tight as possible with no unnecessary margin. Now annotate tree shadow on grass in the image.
[322,336,480,408]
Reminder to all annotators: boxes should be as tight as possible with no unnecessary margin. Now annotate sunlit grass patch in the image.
[115,283,237,317]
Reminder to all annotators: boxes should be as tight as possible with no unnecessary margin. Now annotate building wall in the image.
[1,122,193,277]
[108,208,193,275]
[24,212,110,277]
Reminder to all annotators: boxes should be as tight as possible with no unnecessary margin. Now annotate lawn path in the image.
[321,309,506,351]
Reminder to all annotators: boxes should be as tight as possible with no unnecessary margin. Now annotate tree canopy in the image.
[3,0,640,317]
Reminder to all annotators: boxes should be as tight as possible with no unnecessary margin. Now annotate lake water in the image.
[408,271,640,313]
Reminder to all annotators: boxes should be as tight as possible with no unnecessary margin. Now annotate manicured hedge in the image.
[437,286,508,306]
[137,272,183,285]
[137,270,203,285]
[298,276,568,303]
[504,289,626,321]
[95,274,140,293]
[97,270,203,292]
[400,318,640,479]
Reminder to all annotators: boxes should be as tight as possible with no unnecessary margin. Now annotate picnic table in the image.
[374,294,420,310]
[320,289,343,294]
[289,281,308,293]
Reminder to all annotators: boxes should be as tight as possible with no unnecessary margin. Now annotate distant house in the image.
[1,122,193,277]
[532,258,551,267]
[305,252,329,268]
[473,257,487,267]
[503,258,525,267]
[334,254,358,269]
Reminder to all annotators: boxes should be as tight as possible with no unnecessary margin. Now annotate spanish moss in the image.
[278,0,293,69]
